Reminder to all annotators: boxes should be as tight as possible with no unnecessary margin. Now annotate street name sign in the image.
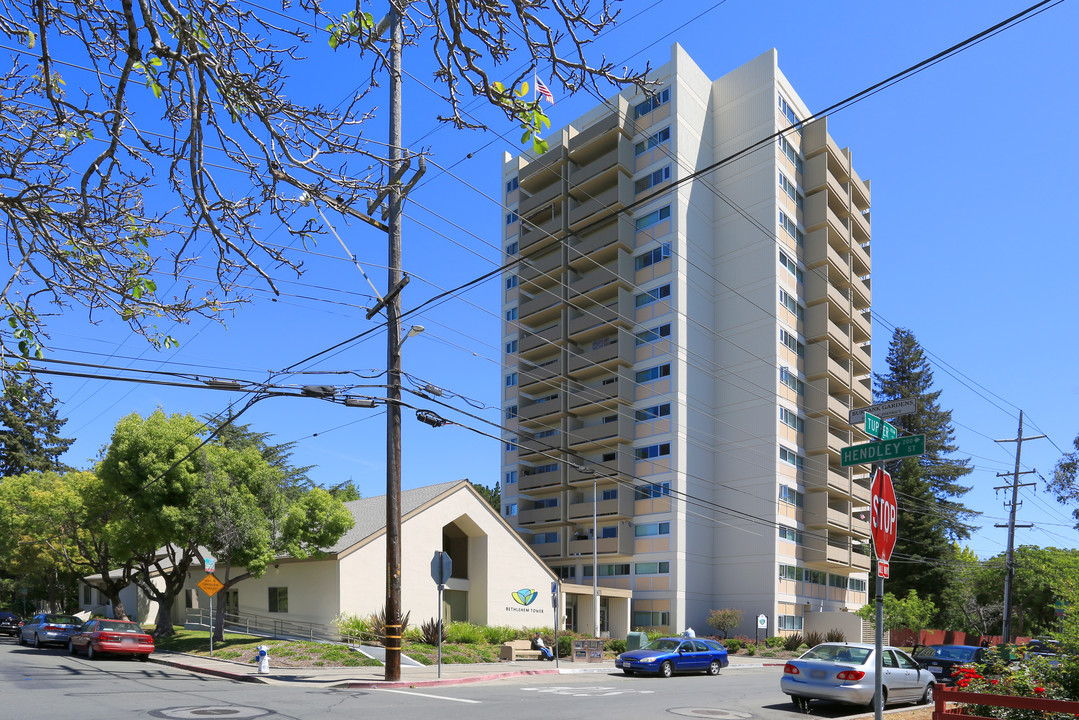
[841,434,925,467]
[849,398,918,426]
[864,412,897,441]
[870,468,898,579]
[198,574,224,597]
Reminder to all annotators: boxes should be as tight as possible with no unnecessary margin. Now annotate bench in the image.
[499,639,544,661]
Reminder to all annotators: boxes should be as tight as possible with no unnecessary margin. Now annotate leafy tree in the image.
[0,469,140,620]
[0,1,647,366]
[706,608,743,639]
[0,378,74,477]
[204,415,314,500]
[98,410,210,637]
[327,479,362,502]
[472,482,501,513]
[873,328,977,610]
[856,590,936,637]
[1049,433,1079,528]
[974,546,1079,638]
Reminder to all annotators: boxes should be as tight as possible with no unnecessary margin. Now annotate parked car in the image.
[68,619,154,660]
[616,637,729,677]
[781,642,936,711]
[18,613,83,648]
[0,612,22,637]
[912,645,986,685]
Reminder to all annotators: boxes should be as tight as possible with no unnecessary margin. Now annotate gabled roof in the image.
[327,479,465,553]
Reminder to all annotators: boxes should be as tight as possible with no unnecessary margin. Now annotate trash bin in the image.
[626,632,647,651]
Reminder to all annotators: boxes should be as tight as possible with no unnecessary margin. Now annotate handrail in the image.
[183,608,382,645]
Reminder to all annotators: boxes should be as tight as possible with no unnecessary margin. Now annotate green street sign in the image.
[864,412,897,441]
[841,434,925,467]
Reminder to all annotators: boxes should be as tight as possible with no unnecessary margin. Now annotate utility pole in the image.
[993,410,1044,644]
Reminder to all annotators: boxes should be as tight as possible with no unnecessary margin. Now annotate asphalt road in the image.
[0,636,881,720]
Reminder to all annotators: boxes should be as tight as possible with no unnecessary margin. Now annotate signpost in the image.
[755,613,767,646]
[841,434,925,467]
[431,551,452,677]
[198,573,223,657]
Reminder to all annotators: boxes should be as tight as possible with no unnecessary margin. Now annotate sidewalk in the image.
[149,649,785,689]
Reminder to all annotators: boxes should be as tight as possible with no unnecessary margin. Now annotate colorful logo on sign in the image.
[511,588,538,606]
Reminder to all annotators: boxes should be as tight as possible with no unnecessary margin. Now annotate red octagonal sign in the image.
[870,468,898,578]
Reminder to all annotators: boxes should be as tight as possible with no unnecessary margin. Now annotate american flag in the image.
[535,76,555,104]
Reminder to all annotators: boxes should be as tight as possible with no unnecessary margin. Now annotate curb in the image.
[149,655,267,684]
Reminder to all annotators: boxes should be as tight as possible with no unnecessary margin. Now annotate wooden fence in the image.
[933,685,1079,720]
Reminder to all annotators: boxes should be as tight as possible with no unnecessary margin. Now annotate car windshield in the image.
[642,639,682,653]
[801,645,872,664]
[914,646,978,662]
[99,621,144,633]
[45,614,81,625]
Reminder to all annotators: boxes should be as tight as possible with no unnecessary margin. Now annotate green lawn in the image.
[148,627,382,668]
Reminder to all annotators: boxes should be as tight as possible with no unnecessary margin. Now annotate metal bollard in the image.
[256,645,270,674]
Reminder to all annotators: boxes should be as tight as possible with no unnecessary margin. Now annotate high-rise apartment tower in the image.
[500,46,873,637]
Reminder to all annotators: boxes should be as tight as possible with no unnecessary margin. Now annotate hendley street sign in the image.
[841,434,925,467]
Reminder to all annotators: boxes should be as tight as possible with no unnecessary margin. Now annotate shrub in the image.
[557,635,573,658]
[367,606,411,646]
[765,635,785,649]
[724,638,743,653]
[481,625,519,645]
[823,628,844,643]
[403,627,423,642]
[605,638,626,654]
[804,630,825,648]
[744,643,757,656]
[706,608,744,639]
[332,613,374,643]
[445,621,484,644]
[952,650,1079,719]
[783,633,804,652]
[420,618,447,645]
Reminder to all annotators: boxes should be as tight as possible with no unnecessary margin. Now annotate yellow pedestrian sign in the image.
[198,574,224,597]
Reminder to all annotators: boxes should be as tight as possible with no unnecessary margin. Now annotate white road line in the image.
[368,688,481,704]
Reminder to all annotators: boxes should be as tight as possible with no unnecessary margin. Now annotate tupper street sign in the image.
[870,468,898,578]
[841,434,925,467]
[864,412,897,441]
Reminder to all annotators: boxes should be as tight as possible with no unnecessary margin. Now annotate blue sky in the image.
[36,0,1078,561]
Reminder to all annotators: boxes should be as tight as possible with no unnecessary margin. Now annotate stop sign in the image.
[870,468,898,574]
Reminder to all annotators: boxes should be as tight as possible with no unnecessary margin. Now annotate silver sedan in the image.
[780,642,937,711]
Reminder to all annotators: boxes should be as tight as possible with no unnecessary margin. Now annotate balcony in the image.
[804,191,851,246]
[568,290,633,343]
[804,532,859,571]
[850,342,871,377]
[519,179,564,217]
[567,532,634,558]
[806,492,852,531]
[518,466,563,492]
[568,369,634,415]
[804,227,850,280]
[568,328,634,377]
[519,323,564,358]
[852,375,872,405]
[567,490,635,521]
[850,167,871,211]
[519,247,565,292]
[519,288,563,326]
[569,252,634,303]
[803,117,850,182]
[567,104,630,163]
[518,503,563,526]
[568,454,634,485]
[805,343,852,385]
[516,434,562,461]
[851,309,871,344]
[806,303,851,351]
[568,174,633,230]
[528,539,562,559]
[850,275,871,311]
[568,141,633,195]
[806,419,850,461]
[806,377,851,423]
[568,414,634,451]
[804,269,851,311]
[519,357,563,393]
[806,463,855,500]
[569,217,634,268]
[519,392,565,425]
[519,209,566,254]
[519,144,566,192]
[803,152,850,200]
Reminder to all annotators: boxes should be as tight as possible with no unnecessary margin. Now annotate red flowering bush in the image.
[950,645,1078,720]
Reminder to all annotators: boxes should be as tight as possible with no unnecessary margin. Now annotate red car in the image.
[68,619,154,660]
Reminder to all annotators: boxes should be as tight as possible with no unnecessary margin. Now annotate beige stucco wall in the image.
[338,485,558,629]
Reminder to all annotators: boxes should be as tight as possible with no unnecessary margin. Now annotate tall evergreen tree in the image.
[873,328,977,607]
[0,378,74,477]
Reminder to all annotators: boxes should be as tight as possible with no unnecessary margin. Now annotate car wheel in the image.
[33,634,42,649]
[87,644,96,660]
[869,689,887,711]
[69,640,77,656]
[138,654,150,662]
[622,669,634,675]
[659,661,674,678]
[708,660,722,676]
[921,683,934,705]
[17,632,25,646]
[792,697,811,712]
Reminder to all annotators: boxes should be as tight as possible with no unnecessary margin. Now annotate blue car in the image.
[616,637,729,677]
